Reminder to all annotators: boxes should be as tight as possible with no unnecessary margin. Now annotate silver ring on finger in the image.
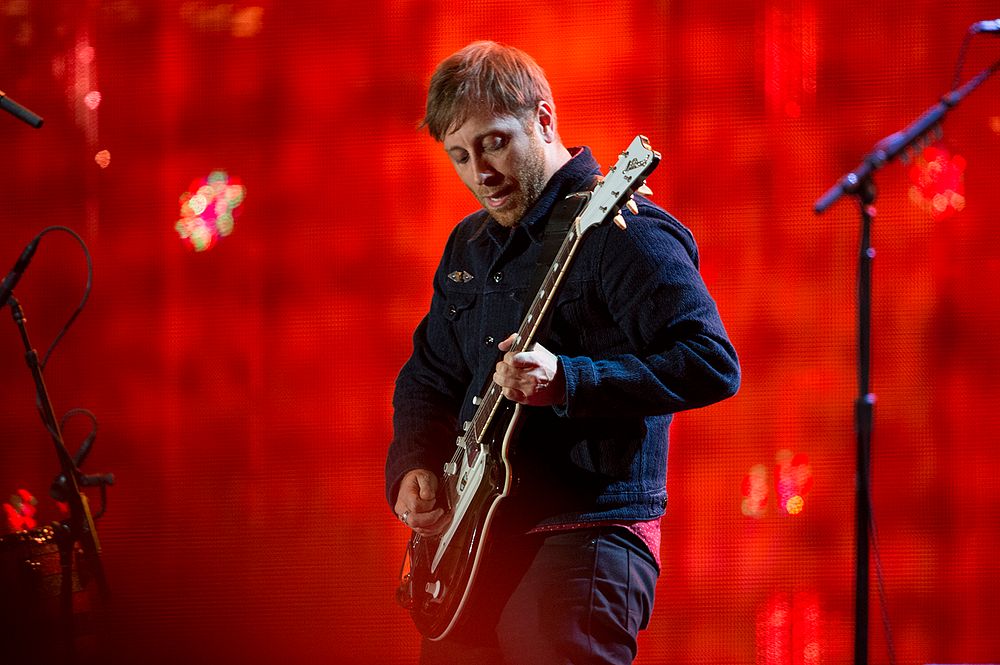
[400,510,410,525]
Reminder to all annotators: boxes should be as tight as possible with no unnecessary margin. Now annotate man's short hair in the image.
[421,41,554,142]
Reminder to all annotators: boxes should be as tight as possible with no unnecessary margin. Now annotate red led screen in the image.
[1,2,999,663]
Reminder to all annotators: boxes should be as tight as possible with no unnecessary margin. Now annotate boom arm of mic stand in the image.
[815,59,998,214]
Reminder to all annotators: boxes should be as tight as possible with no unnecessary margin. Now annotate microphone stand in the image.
[7,294,110,655]
[814,60,998,665]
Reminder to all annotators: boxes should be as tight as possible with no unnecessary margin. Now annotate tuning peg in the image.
[636,182,653,196]
[625,198,639,215]
[613,213,627,230]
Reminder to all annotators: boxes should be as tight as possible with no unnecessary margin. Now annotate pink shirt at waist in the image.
[526,518,661,569]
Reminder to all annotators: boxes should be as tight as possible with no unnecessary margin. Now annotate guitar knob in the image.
[425,580,443,599]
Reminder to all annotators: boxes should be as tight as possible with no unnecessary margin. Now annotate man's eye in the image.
[483,136,506,151]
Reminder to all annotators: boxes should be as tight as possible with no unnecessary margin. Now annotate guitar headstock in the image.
[577,135,660,234]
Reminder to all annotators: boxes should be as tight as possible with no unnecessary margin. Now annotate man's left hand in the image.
[494,334,566,407]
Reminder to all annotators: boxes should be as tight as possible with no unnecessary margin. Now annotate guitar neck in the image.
[511,218,585,355]
[458,135,659,451]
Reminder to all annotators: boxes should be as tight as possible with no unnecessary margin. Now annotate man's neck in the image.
[543,143,573,183]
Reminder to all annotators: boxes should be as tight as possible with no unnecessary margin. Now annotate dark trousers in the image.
[419,526,659,665]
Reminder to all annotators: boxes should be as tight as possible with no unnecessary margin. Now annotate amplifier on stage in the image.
[0,523,103,664]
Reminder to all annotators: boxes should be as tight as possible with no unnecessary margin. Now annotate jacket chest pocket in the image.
[444,290,477,322]
[443,289,481,367]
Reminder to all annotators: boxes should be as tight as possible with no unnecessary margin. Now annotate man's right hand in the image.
[394,468,449,537]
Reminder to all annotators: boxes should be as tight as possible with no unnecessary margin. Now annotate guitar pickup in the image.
[443,462,457,475]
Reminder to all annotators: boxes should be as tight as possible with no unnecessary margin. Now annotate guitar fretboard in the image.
[462,207,590,464]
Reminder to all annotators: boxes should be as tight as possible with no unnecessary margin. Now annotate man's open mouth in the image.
[484,186,514,208]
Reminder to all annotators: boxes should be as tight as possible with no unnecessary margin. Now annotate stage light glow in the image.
[95,150,111,168]
[76,44,95,65]
[3,489,38,532]
[232,7,264,37]
[84,90,102,110]
[743,451,813,518]
[756,591,822,665]
[775,449,812,516]
[741,463,770,518]
[175,170,246,252]
[180,4,264,37]
[189,193,208,215]
[908,146,966,220]
[756,593,790,665]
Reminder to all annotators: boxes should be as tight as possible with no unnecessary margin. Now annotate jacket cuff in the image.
[553,354,594,418]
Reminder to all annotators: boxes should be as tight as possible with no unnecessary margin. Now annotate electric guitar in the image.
[397,135,661,640]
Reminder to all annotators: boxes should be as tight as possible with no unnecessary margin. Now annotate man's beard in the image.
[482,138,548,227]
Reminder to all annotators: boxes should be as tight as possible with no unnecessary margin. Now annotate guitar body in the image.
[400,401,522,640]
[396,135,660,641]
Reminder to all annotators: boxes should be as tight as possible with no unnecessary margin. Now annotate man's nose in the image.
[472,156,498,185]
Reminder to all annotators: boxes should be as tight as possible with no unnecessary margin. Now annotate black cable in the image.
[12,226,111,521]
[59,407,98,466]
[951,28,974,91]
[33,225,93,370]
[869,493,897,665]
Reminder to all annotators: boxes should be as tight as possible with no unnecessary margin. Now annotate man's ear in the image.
[535,100,557,142]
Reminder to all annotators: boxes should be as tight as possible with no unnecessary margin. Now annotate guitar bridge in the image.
[396,535,418,609]
[396,572,415,610]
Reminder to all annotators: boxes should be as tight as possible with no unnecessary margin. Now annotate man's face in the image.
[442,111,549,227]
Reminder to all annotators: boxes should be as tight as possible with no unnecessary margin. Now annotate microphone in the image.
[50,471,116,503]
[0,90,44,128]
[971,19,1000,33]
[0,235,41,309]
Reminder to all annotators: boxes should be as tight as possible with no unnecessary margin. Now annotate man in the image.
[385,41,739,664]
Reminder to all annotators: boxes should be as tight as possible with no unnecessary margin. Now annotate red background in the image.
[1,1,999,663]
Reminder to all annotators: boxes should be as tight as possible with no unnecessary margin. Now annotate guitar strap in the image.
[522,175,601,326]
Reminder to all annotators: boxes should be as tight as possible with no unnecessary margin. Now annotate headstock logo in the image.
[623,153,651,173]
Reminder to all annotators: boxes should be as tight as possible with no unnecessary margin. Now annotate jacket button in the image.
[492,271,503,283]
[484,336,495,346]
[447,304,458,316]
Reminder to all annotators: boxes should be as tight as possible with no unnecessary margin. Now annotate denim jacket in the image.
[385,147,739,529]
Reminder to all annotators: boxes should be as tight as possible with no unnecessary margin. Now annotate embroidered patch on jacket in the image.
[448,270,474,283]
